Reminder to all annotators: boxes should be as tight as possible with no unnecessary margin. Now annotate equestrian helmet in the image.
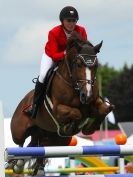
[59,6,79,22]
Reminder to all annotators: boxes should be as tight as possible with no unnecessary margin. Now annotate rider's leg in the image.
[26,54,53,118]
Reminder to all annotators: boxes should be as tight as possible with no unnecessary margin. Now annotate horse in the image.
[9,31,114,175]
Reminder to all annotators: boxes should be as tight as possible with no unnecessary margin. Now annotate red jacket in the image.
[45,25,87,61]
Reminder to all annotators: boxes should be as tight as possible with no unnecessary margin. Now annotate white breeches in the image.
[38,53,54,83]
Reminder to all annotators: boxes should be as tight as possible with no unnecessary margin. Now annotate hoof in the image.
[82,118,100,135]
[16,159,24,167]
[82,128,95,135]
[59,122,79,136]
[13,165,23,174]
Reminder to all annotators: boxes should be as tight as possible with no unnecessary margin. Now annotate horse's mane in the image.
[66,31,93,52]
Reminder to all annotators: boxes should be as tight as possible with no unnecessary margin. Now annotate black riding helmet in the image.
[59,6,79,22]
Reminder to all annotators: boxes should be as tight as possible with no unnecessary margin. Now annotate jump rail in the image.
[5,166,119,175]
[32,174,133,177]
[5,145,133,160]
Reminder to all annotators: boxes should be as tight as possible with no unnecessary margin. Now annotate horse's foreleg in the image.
[56,104,82,136]
[95,97,114,116]
[56,104,82,123]
[82,97,115,135]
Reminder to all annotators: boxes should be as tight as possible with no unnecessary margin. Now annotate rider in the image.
[26,6,88,119]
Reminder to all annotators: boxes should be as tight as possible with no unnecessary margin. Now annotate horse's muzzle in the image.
[80,90,91,104]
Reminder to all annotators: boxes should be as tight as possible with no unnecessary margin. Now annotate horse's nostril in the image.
[80,91,86,104]
[81,93,86,98]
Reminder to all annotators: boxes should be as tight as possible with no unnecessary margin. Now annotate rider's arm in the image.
[45,31,65,61]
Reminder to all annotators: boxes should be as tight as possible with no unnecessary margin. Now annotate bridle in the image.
[56,51,98,91]
[72,53,98,92]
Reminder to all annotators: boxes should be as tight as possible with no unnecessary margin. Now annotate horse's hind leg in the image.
[30,158,45,176]
[11,90,34,146]
[10,131,39,175]
[11,111,33,146]
[25,132,46,176]
[10,119,33,174]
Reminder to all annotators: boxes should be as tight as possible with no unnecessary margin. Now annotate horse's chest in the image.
[70,97,80,107]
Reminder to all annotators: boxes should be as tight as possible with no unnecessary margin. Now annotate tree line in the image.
[98,63,133,123]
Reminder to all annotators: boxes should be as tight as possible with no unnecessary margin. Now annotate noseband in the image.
[77,54,97,68]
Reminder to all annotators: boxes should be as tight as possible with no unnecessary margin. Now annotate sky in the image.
[0,0,133,117]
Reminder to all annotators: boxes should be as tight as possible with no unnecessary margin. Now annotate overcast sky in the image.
[0,0,133,117]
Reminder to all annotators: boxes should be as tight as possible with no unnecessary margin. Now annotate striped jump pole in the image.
[5,145,133,160]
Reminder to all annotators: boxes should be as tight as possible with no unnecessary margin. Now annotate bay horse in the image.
[9,31,114,175]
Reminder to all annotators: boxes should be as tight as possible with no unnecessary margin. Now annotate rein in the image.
[55,55,74,88]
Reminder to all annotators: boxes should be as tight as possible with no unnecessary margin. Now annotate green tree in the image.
[97,63,120,96]
[105,64,133,122]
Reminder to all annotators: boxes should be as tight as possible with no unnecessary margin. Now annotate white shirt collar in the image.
[63,29,72,39]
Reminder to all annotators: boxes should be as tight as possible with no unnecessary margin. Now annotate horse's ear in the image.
[94,40,103,53]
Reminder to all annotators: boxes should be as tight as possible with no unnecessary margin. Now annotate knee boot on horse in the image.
[25,78,47,119]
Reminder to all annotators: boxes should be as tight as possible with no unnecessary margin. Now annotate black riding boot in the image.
[26,80,46,119]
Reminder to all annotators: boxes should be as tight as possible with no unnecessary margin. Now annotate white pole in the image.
[118,156,125,174]
[0,101,5,176]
